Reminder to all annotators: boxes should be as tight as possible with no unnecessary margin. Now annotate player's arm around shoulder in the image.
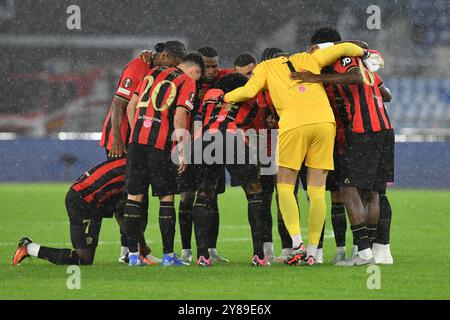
[224,63,267,104]
[312,43,365,68]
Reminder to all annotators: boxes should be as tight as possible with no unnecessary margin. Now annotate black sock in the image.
[331,202,347,247]
[120,230,128,247]
[159,201,176,254]
[318,221,325,249]
[209,196,219,249]
[367,224,378,248]
[193,196,212,259]
[277,215,292,249]
[38,247,83,265]
[179,200,194,250]
[376,193,392,245]
[137,196,149,251]
[124,199,145,253]
[247,193,265,259]
[262,193,273,243]
[350,224,370,252]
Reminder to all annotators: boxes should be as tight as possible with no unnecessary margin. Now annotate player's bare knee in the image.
[128,194,145,202]
[331,191,342,203]
[159,195,174,202]
[306,168,328,186]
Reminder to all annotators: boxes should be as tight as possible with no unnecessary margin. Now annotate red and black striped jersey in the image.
[247,91,279,157]
[100,57,151,151]
[324,56,392,134]
[324,84,348,155]
[198,88,259,135]
[129,66,196,150]
[247,90,278,131]
[71,158,126,208]
[195,68,233,118]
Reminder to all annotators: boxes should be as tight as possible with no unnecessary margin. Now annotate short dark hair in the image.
[234,53,257,67]
[155,40,187,58]
[198,46,219,58]
[261,47,285,61]
[182,52,206,76]
[310,27,342,44]
[214,73,248,93]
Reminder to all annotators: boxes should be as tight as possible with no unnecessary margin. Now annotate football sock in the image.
[120,230,127,247]
[336,246,346,255]
[292,234,303,249]
[262,193,273,243]
[179,200,194,250]
[277,215,293,250]
[281,248,292,257]
[277,183,301,237]
[358,248,373,260]
[367,224,378,248]
[128,251,139,258]
[27,243,41,257]
[331,202,347,247]
[209,196,220,249]
[37,247,84,265]
[159,201,176,255]
[350,223,370,254]
[307,244,318,259]
[307,185,326,245]
[263,242,274,258]
[193,196,212,259]
[376,192,392,245]
[120,246,129,257]
[124,199,145,253]
[318,221,325,249]
[139,195,149,235]
[247,193,266,259]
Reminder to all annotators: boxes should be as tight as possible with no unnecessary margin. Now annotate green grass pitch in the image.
[0,184,449,300]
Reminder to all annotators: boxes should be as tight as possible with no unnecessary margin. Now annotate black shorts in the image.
[381,129,395,184]
[260,173,275,195]
[179,164,227,194]
[196,131,259,193]
[340,130,395,192]
[65,189,102,250]
[198,163,259,194]
[125,143,178,196]
[177,164,198,193]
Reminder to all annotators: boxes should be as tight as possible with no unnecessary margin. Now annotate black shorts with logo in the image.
[259,173,275,195]
[177,163,227,194]
[196,131,259,193]
[125,143,178,196]
[340,129,394,192]
[65,189,102,250]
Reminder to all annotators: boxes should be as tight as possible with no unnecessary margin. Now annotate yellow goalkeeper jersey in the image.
[224,43,364,133]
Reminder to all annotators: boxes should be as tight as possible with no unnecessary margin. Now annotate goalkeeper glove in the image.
[362,49,384,72]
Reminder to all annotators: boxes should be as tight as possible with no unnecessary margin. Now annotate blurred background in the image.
[0,0,449,186]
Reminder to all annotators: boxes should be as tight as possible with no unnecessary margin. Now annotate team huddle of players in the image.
[12,27,394,268]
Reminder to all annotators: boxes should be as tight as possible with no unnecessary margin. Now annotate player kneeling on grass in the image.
[12,158,158,266]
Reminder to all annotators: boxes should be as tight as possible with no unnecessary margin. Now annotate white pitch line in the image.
[0,232,334,247]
